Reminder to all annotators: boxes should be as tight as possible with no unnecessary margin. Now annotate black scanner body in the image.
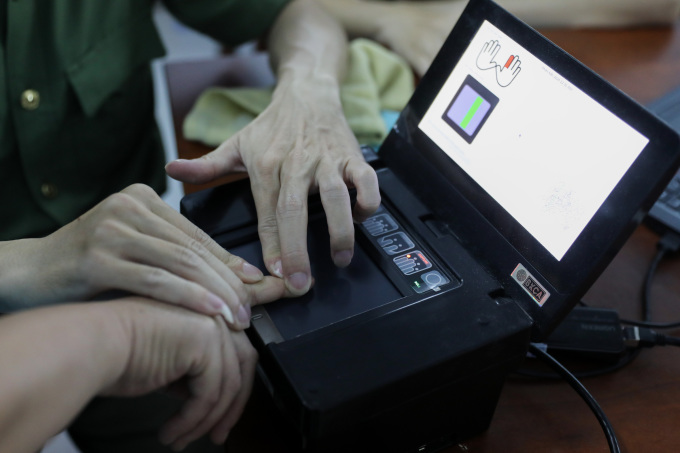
[181,173,533,452]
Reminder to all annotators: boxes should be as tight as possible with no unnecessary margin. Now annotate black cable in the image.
[623,326,680,347]
[619,317,680,329]
[620,230,680,329]
[528,343,621,453]
[663,335,680,346]
[514,347,641,380]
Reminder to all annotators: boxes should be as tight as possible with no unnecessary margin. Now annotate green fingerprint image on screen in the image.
[443,75,499,143]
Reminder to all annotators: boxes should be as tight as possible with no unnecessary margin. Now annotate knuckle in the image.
[354,163,379,187]
[287,147,311,165]
[121,183,157,200]
[254,151,283,179]
[185,222,210,244]
[99,192,138,217]
[222,252,243,269]
[176,244,203,272]
[141,267,169,294]
[281,247,308,266]
[276,193,305,220]
[257,215,279,238]
[89,218,125,242]
[185,224,225,259]
[320,181,349,203]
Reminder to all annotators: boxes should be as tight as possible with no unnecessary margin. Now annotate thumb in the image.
[166,138,245,185]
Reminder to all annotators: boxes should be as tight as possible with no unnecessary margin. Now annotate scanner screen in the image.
[419,20,649,261]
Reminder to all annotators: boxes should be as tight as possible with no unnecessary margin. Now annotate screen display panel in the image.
[419,20,649,261]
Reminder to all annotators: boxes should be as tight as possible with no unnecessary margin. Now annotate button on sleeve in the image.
[20,89,40,110]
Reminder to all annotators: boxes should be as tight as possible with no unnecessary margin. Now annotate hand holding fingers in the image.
[157,333,233,450]
[122,184,265,285]
[97,299,253,449]
[159,319,257,450]
[209,330,258,445]
[42,184,263,329]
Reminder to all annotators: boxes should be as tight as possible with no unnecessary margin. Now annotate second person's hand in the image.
[166,74,380,296]
[165,0,381,297]
[7,184,291,329]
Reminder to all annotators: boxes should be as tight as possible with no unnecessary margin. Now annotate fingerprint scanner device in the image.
[180,0,680,451]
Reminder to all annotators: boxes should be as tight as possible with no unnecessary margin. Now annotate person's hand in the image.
[0,298,260,452]
[101,298,257,450]
[166,76,380,296]
[14,184,290,329]
[373,1,465,76]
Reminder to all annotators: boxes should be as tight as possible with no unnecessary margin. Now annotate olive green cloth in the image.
[183,38,415,148]
[0,0,290,241]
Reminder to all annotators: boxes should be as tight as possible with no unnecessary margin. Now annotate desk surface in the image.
[166,23,680,453]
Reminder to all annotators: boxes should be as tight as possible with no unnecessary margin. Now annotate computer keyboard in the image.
[657,173,680,210]
[647,86,680,235]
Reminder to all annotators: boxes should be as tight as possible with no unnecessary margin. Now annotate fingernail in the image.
[286,272,310,293]
[333,250,353,268]
[220,305,235,324]
[237,304,252,326]
[164,159,185,170]
[207,293,227,313]
[271,260,283,278]
[242,262,263,280]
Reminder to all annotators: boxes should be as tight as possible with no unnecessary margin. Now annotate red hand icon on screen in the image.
[496,54,521,87]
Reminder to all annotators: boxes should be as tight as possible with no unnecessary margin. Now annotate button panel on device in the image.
[361,208,451,294]
[411,270,451,294]
[364,214,399,236]
[394,251,431,275]
[378,232,415,255]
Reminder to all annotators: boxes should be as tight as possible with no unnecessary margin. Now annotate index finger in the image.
[276,184,312,296]
[347,158,381,223]
[245,275,295,306]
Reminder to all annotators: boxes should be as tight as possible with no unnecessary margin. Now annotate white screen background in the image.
[419,21,649,260]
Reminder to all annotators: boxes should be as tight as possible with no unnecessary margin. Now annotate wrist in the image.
[272,70,344,111]
[276,59,344,87]
[87,302,136,393]
[0,238,51,311]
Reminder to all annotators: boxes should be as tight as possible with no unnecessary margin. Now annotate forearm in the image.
[268,0,348,86]
[0,303,128,453]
